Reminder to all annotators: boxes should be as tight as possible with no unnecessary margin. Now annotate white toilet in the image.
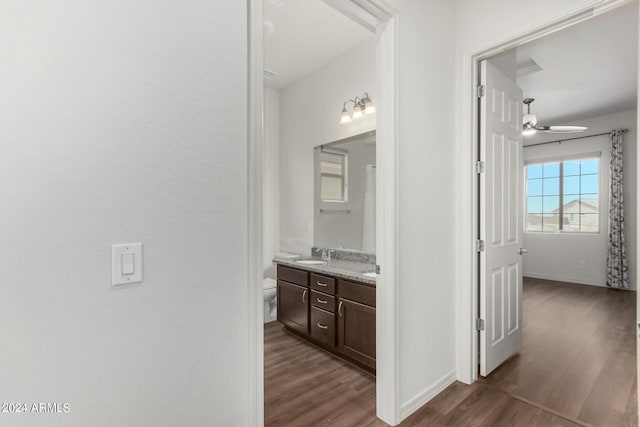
[263,252,299,323]
[263,278,277,323]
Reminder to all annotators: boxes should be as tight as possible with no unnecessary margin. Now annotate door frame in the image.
[457,0,639,384]
[247,0,401,425]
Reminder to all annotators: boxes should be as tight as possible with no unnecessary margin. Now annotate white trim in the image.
[375,11,400,427]
[322,0,378,32]
[247,0,263,425]
[524,151,602,165]
[456,0,638,386]
[523,273,607,288]
[399,371,457,421]
[322,0,395,33]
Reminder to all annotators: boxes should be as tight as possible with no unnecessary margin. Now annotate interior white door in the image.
[479,59,524,377]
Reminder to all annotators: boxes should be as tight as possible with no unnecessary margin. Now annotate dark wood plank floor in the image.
[264,278,637,426]
[482,278,637,427]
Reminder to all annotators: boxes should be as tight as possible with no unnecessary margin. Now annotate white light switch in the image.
[121,253,135,275]
[112,243,143,286]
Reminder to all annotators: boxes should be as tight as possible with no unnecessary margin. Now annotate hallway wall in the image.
[394,0,457,417]
[0,2,250,425]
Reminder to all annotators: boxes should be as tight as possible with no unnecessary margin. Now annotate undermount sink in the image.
[362,272,377,278]
[295,259,326,265]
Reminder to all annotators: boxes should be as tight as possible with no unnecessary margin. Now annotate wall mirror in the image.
[314,130,376,252]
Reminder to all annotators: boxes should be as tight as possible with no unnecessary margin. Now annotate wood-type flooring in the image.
[264,278,637,426]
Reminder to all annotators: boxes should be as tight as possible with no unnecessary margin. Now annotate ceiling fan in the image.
[522,98,587,136]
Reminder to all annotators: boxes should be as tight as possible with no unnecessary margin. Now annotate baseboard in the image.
[523,272,607,288]
[399,370,456,421]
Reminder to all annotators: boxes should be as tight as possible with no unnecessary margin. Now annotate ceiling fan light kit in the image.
[521,98,587,136]
[522,122,537,136]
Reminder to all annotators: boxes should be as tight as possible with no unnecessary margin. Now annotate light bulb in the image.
[522,113,537,126]
[352,106,364,120]
[364,100,375,114]
[522,123,537,136]
[340,108,352,124]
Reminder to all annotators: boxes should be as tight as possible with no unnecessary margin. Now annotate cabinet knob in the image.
[317,323,328,329]
[317,298,328,304]
[338,300,344,316]
[302,289,307,303]
[316,282,328,287]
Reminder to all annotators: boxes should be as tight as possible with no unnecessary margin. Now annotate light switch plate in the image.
[112,243,143,286]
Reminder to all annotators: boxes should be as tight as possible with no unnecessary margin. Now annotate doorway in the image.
[248,0,400,424]
[473,2,638,425]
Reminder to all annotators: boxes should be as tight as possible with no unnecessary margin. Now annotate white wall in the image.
[264,87,280,277]
[279,38,376,255]
[393,0,458,416]
[523,109,637,289]
[0,2,249,426]
[488,48,517,82]
[453,0,640,384]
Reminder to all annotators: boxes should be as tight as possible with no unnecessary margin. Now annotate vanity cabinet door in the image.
[277,280,309,334]
[337,298,376,370]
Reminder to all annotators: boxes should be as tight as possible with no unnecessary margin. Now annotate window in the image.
[320,149,348,202]
[526,157,599,233]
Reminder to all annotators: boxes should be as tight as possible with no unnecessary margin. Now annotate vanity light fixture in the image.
[339,93,375,125]
[364,97,376,114]
[352,105,364,120]
[340,106,352,124]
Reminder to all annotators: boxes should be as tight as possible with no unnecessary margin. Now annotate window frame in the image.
[525,153,601,234]
[319,147,349,203]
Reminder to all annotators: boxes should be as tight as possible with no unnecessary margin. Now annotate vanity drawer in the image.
[311,290,336,313]
[338,279,376,307]
[310,273,336,295]
[310,306,336,347]
[278,265,309,287]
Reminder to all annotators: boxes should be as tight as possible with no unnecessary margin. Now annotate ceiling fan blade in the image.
[534,125,588,134]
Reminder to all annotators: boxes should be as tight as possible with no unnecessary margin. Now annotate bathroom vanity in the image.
[272,130,378,374]
[275,258,376,374]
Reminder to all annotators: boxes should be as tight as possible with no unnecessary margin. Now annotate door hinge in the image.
[476,239,485,252]
[476,318,485,331]
[475,161,485,174]
[476,85,485,98]
[375,264,380,274]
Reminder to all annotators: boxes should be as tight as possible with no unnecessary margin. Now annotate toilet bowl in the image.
[262,253,298,323]
[263,278,277,323]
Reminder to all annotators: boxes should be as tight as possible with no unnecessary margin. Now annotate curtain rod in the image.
[524,128,629,149]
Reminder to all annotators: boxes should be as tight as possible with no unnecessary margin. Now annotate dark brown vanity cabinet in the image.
[276,266,309,335]
[310,306,335,347]
[276,264,376,374]
[308,272,337,347]
[337,280,376,371]
[277,280,309,334]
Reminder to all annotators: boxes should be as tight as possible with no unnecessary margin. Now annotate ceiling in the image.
[516,2,638,125]
[263,0,374,90]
